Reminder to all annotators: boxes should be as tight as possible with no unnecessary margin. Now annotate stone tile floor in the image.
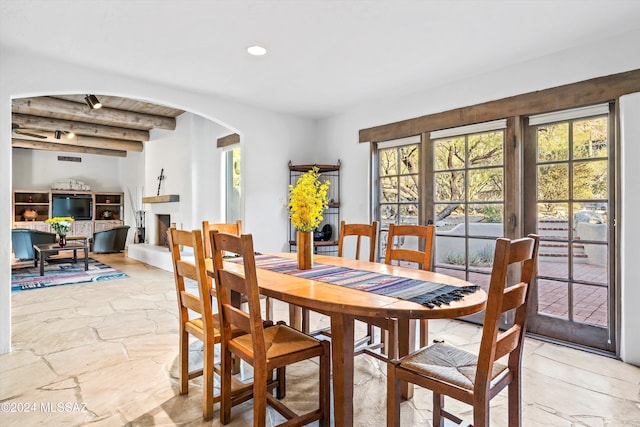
[1,253,639,426]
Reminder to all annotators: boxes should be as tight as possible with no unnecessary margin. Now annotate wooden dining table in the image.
[210,252,486,427]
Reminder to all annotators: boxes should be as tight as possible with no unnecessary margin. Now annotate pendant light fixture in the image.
[84,94,102,109]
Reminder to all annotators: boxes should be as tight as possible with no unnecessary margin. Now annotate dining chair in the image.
[338,220,395,357]
[337,220,379,262]
[209,229,331,427]
[384,223,435,348]
[202,220,242,257]
[167,227,252,420]
[202,220,273,321]
[302,220,386,355]
[386,234,540,427]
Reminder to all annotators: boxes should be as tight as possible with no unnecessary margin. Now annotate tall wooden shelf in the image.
[288,161,340,256]
[12,189,124,235]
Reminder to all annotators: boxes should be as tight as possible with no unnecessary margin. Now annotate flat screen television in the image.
[51,194,93,220]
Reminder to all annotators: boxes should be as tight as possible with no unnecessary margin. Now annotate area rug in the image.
[11,258,129,292]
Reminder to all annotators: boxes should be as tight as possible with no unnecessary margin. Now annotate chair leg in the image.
[386,364,401,427]
[508,374,522,427]
[302,307,310,334]
[433,392,443,427]
[319,340,331,427]
[473,395,490,427]
[265,296,273,321]
[231,353,241,375]
[289,304,302,330]
[386,319,398,359]
[220,347,233,425]
[253,362,268,427]
[202,340,214,420]
[419,319,429,348]
[179,328,189,394]
[276,366,286,399]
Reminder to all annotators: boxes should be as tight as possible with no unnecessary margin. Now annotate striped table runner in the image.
[234,254,478,308]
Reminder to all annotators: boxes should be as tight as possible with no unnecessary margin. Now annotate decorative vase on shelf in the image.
[23,209,38,221]
[58,235,67,248]
[297,230,313,270]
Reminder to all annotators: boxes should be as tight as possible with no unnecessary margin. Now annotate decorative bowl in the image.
[23,209,38,221]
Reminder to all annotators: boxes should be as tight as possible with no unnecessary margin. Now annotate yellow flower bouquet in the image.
[46,216,74,235]
[288,167,330,232]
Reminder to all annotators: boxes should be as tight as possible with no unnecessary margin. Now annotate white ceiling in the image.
[2,0,640,118]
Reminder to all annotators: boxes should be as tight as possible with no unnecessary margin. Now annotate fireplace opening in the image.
[156,214,171,247]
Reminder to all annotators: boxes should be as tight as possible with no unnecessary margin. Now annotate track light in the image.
[62,130,75,139]
[54,130,61,139]
[84,94,102,109]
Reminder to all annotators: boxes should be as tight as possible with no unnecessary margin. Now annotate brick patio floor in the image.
[437,260,608,327]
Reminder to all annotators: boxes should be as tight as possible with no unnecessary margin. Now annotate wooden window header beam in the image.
[217,133,240,148]
[359,68,640,143]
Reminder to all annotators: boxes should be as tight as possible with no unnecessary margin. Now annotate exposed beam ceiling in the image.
[11,95,184,157]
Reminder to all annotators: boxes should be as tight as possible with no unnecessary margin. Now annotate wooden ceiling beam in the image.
[12,139,127,157]
[12,96,176,130]
[11,130,143,152]
[12,113,150,142]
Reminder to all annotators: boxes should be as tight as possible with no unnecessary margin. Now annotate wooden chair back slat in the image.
[180,291,202,313]
[219,269,248,295]
[384,223,435,271]
[495,325,522,361]
[221,304,252,333]
[500,283,528,313]
[172,230,197,246]
[176,260,198,281]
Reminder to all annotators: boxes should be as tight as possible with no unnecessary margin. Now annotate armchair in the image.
[12,228,57,260]
[91,226,130,253]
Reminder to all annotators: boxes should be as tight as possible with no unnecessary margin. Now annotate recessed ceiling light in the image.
[247,45,267,56]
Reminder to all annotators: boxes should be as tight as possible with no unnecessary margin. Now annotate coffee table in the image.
[33,241,89,276]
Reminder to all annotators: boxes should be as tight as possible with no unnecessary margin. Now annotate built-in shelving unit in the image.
[12,189,124,236]
[288,161,340,256]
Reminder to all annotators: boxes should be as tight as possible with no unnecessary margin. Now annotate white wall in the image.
[0,47,316,354]
[317,30,640,365]
[619,92,640,366]
[141,112,233,245]
[12,148,124,191]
